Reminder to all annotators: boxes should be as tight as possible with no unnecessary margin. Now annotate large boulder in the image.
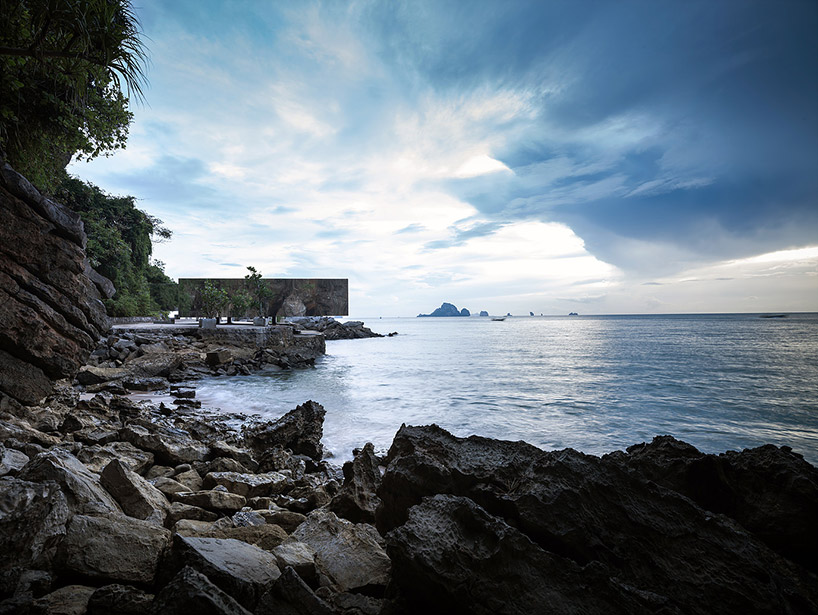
[160,535,280,609]
[0,160,111,405]
[57,514,171,585]
[100,459,170,524]
[0,476,70,570]
[243,401,326,461]
[120,424,209,466]
[610,435,818,572]
[329,442,382,523]
[151,566,251,615]
[290,509,390,593]
[378,425,818,615]
[17,449,121,515]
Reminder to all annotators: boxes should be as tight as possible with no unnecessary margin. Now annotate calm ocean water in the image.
[196,314,818,465]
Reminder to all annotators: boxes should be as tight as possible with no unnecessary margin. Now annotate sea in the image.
[195,313,818,466]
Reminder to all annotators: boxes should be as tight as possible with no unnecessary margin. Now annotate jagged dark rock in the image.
[608,435,818,572]
[151,566,252,615]
[377,424,818,615]
[329,442,382,523]
[255,566,334,615]
[242,401,326,461]
[387,494,661,615]
[86,584,154,615]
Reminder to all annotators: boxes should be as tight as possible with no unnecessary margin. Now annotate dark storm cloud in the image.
[366,0,818,273]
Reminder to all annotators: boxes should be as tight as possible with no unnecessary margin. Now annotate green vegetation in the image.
[245,266,273,315]
[199,280,228,319]
[228,288,254,322]
[55,175,175,316]
[0,0,148,192]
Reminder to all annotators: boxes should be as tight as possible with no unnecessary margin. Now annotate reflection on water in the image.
[196,314,818,464]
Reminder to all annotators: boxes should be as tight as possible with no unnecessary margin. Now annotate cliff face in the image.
[0,161,112,405]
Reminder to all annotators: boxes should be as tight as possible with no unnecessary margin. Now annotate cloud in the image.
[67,0,817,315]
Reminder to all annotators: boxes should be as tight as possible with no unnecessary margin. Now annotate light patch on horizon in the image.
[597,246,818,313]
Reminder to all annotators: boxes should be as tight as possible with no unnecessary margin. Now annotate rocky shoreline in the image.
[73,317,382,397]
[1,375,816,613]
[2,158,817,613]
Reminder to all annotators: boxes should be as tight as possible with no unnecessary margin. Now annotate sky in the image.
[70,0,818,316]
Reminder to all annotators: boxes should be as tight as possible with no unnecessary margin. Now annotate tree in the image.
[245,266,272,317]
[54,175,173,316]
[0,0,148,191]
[200,280,228,320]
[228,288,253,323]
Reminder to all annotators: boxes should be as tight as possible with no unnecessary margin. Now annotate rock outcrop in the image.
[0,160,111,405]
[377,424,818,615]
[417,302,469,317]
[242,401,326,461]
[287,317,383,340]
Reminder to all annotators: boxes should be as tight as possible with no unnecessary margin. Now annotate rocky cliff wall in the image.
[0,161,112,405]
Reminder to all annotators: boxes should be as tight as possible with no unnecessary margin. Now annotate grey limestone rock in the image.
[100,458,170,523]
[290,509,390,593]
[271,541,318,585]
[18,448,121,515]
[160,535,281,609]
[58,514,171,585]
[203,471,290,499]
[86,583,154,615]
[172,489,247,512]
[76,441,155,474]
[120,423,209,465]
[0,476,70,570]
[255,566,334,615]
[28,584,96,615]
[0,445,29,476]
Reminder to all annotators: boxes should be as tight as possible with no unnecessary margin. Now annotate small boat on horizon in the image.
[491,317,506,321]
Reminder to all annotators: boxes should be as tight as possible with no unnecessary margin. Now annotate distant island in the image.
[418,302,470,317]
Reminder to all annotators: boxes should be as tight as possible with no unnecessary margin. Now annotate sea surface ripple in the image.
[196,313,818,464]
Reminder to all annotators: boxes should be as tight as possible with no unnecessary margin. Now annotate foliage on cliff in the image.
[0,0,147,192]
[55,174,175,316]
